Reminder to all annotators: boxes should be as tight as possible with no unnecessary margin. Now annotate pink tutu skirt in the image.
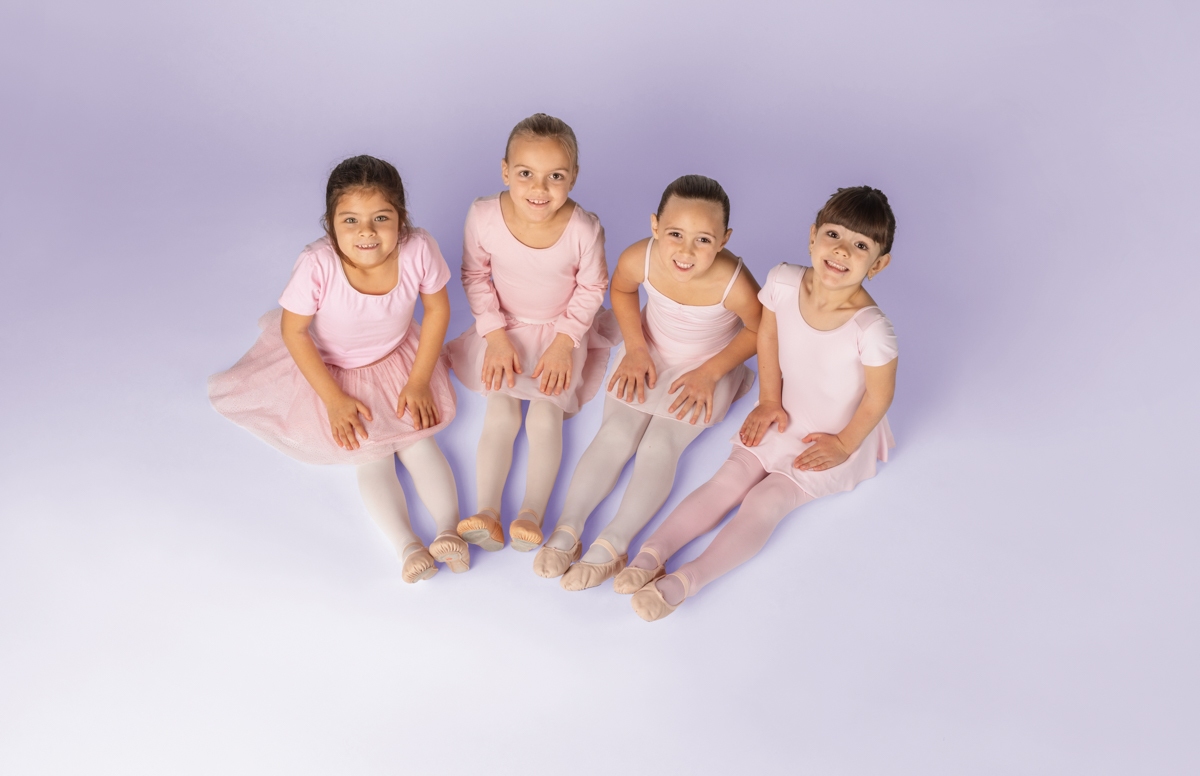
[208,308,457,465]
[446,309,622,418]
[604,340,755,427]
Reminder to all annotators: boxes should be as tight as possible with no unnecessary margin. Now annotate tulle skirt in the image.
[446,309,621,418]
[208,307,457,465]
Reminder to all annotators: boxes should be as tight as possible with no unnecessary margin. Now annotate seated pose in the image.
[615,186,899,620]
[535,175,762,591]
[446,113,619,552]
[208,155,466,583]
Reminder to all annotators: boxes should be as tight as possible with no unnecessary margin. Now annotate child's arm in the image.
[738,308,789,447]
[280,309,373,450]
[606,240,657,403]
[534,226,609,396]
[794,357,897,471]
[668,265,763,424]
[461,212,522,390]
[396,287,451,430]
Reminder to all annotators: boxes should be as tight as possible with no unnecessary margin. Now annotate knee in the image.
[483,398,522,438]
[525,401,564,439]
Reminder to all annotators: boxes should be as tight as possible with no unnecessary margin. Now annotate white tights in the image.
[474,394,564,522]
[354,437,460,559]
[547,396,705,561]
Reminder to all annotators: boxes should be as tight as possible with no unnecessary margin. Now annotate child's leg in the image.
[395,437,459,535]
[519,399,566,524]
[629,447,768,570]
[659,473,813,604]
[580,416,704,562]
[545,396,652,551]
[355,454,420,558]
[475,393,523,514]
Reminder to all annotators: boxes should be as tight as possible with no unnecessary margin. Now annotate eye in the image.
[550,173,564,180]
[855,242,868,251]
[826,230,839,239]
[698,237,711,244]
[519,170,532,177]
[343,217,357,224]
[668,231,683,239]
[375,215,389,222]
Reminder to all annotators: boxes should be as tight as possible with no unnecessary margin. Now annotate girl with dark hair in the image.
[208,155,467,584]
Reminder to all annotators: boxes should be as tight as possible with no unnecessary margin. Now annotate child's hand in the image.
[607,347,657,403]
[794,433,850,471]
[533,334,574,395]
[482,330,521,390]
[396,379,440,431]
[326,392,373,450]
[667,368,719,425]
[739,402,788,447]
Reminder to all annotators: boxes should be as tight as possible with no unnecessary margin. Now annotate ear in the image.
[719,227,733,251]
[500,157,511,187]
[867,252,891,280]
[809,223,818,253]
[568,164,579,193]
[650,212,660,240]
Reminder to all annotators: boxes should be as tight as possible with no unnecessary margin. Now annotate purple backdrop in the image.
[2,1,1197,774]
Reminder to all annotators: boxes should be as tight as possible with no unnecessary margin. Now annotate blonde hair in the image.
[505,113,579,169]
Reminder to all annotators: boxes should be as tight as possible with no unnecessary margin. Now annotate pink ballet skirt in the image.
[208,307,457,465]
[447,310,621,418]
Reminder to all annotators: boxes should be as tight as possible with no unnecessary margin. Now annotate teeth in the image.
[826,260,847,271]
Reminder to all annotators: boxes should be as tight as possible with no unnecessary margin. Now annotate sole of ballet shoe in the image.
[430,531,471,573]
[457,510,504,552]
[509,511,544,552]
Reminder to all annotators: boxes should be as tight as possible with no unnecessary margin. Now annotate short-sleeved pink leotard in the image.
[208,229,458,465]
[605,238,755,426]
[733,263,898,498]
[446,194,620,417]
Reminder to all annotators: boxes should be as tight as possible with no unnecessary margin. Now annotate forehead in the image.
[660,196,725,232]
[507,134,574,170]
[336,187,396,213]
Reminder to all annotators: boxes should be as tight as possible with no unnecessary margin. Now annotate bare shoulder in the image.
[617,237,652,281]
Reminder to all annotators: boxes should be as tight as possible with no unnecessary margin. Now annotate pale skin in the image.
[481,134,580,396]
[739,222,897,471]
[280,187,451,451]
[607,196,762,424]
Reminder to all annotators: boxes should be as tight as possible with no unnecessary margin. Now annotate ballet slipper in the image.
[429,530,470,573]
[560,538,628,592]
[509,509,544,552]
[401,542,438,584]
[613,546,666,594]
[631,572,690,621]
[532,524,582,578]
[457,508,504,552]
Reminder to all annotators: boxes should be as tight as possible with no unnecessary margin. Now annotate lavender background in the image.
[2,1,1197,773]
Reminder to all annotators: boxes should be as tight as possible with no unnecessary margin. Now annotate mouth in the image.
[673,259,695,271]
[526,198,550,208]
[356,242,380,251]
[823,258,849,274]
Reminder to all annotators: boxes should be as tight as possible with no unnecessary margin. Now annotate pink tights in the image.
[639,447,813,601]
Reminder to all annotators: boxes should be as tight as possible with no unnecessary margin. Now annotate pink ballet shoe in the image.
[532,524,581,578]
[560,537,627,591]
[509,509,544,552]
[631,572,689,621]
[457,508,504,552]
[401,542,438,584]
[613,546,666,594]
[429,530,470,573]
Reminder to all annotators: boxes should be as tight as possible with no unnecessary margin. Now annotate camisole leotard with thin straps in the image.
[604,238,756,427]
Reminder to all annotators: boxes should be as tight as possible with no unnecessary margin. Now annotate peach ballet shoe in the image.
[631,572,690,621]
[430,530,470,573]
[401,542,438,584]
[532,523,582,578]
[560,538,628,592]
[613,546,666,594]
[509,509,544,552]
[457,508,504,552]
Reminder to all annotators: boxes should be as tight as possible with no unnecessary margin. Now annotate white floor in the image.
[2,2,1197,774]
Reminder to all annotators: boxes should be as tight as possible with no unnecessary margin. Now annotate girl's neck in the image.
[499,191,575,249]
[649,240,736,306]
[803,268,869,312]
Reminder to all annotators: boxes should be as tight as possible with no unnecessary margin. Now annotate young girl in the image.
[208,155,469,584]
[534,175,762,591]
[614,186,899,620]
[446,113,618,553]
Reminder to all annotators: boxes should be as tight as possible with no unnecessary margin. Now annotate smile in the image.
[824,259,848,273]
[527,199,550,206]
[673,259,694,271]
[356,243,379,250]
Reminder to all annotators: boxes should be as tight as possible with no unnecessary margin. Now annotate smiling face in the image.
[651,196,732,282]
[501,134,578,223]
[808,222,891,289]
[331,187,401,268]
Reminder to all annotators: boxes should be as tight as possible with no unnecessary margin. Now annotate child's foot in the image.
[560,539,627,591]
[457,508,504,552]
[630,572,689,621]
[430,531,470,573]
[613,548,665,594]
[509,509,544,552]
[401,542,438,584]
[532,524,581,578]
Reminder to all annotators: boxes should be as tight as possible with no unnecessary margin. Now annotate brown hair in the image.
[505,113,580,169]
[656,174,731,229]
[322,155,412,261]
[814,186,895,256]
